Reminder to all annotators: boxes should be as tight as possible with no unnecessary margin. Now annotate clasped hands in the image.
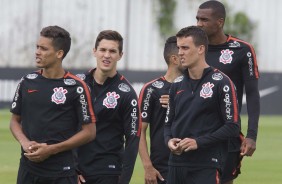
[167,138,198,155]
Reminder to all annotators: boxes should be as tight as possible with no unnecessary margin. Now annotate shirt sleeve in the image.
[10,77,24,115]
[164,84,176,145]
[196,78,240,148]
[119,91,140,184]
[245,79,260,141]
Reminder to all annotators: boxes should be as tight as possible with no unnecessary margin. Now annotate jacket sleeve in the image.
[164,83,176,145]
[119,91,140,184]
[245,79,260,141]
[196,78,240,148]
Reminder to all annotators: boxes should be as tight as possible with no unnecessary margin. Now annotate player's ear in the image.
[198,45,205,55]
[56,50,64,59]
[218,18,224,29]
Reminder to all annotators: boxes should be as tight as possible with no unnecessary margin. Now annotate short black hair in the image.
[176,26,208,54]
[199,0,226,20]
[40,25,71,59]
[163,36,178,65]
[95,30,123,53]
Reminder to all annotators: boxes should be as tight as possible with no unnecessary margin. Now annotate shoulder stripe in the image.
[66,72,96,124]
[229,36,259,78]
[228,77,239,123]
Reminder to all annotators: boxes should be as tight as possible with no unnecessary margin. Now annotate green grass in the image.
[1,109,282,184]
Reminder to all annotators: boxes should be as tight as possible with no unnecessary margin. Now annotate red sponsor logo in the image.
[28,89,38,93]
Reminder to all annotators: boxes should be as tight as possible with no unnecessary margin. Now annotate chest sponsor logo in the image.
[200,82,214,99]
[51,87,68,104]
[228,41,240,48]
[64,79,76,85]
[76,74,86,80]
[174,76,184,83]
[118,83,130,92]
[212,73,223,81]
[103,91,120,109]
[26,74,38,79]
[131,99,138,135]
[219,49,234,64]
[152,81,164,88]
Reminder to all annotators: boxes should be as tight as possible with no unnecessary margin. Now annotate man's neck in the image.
[93,68,117,84]
[188,61,209,80]
[164,67,182,83]
[208,31,227,45]
[42,65,65,79]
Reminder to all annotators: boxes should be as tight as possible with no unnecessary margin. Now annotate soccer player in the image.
[77,30,141,184]
[196,1,260,183]
[10,25,96,184]
[164,26,240,184]
[139,36,183,184]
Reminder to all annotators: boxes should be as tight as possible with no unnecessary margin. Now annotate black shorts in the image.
[221,151,243,183]
[17,164,77,184]
[84,175,119,184]
[167,166,221,184]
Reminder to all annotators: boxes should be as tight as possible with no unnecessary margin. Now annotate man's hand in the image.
[178,138,198,152]
[144,165,164,184]
[240,138,256,156]
[78,175,86,184]
[24,143,52,162]
[159,95,169,108]
[20,140,38,153]
[168,138,182,155]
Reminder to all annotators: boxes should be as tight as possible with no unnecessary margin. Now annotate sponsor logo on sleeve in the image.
[103,91,120,109]
[79,94,90,121]
[11,102,16,109]
[223,85,233,120]
[118,83,130,92]
[200,82,214,99]
[64,79,76,85]
[130,99,138,135]
[212,73,223,81]
[219,49,234,64]
[51,87,68,104]
[26,74,38,79]
[165,103,170,123]
[152,81,164,88]
[142,87,153,114]
[247,52,254,76]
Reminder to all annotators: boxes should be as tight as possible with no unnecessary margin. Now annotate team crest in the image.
[152,81,164,88]
[51,87,68,104]
[200,82,214,99]
[103,91,120,109]
[118,83,130,92]
[219,49,234,64]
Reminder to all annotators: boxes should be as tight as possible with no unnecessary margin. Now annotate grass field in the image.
[1,109,282,184]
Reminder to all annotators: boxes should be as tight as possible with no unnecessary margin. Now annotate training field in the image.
[1,109,281,184]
